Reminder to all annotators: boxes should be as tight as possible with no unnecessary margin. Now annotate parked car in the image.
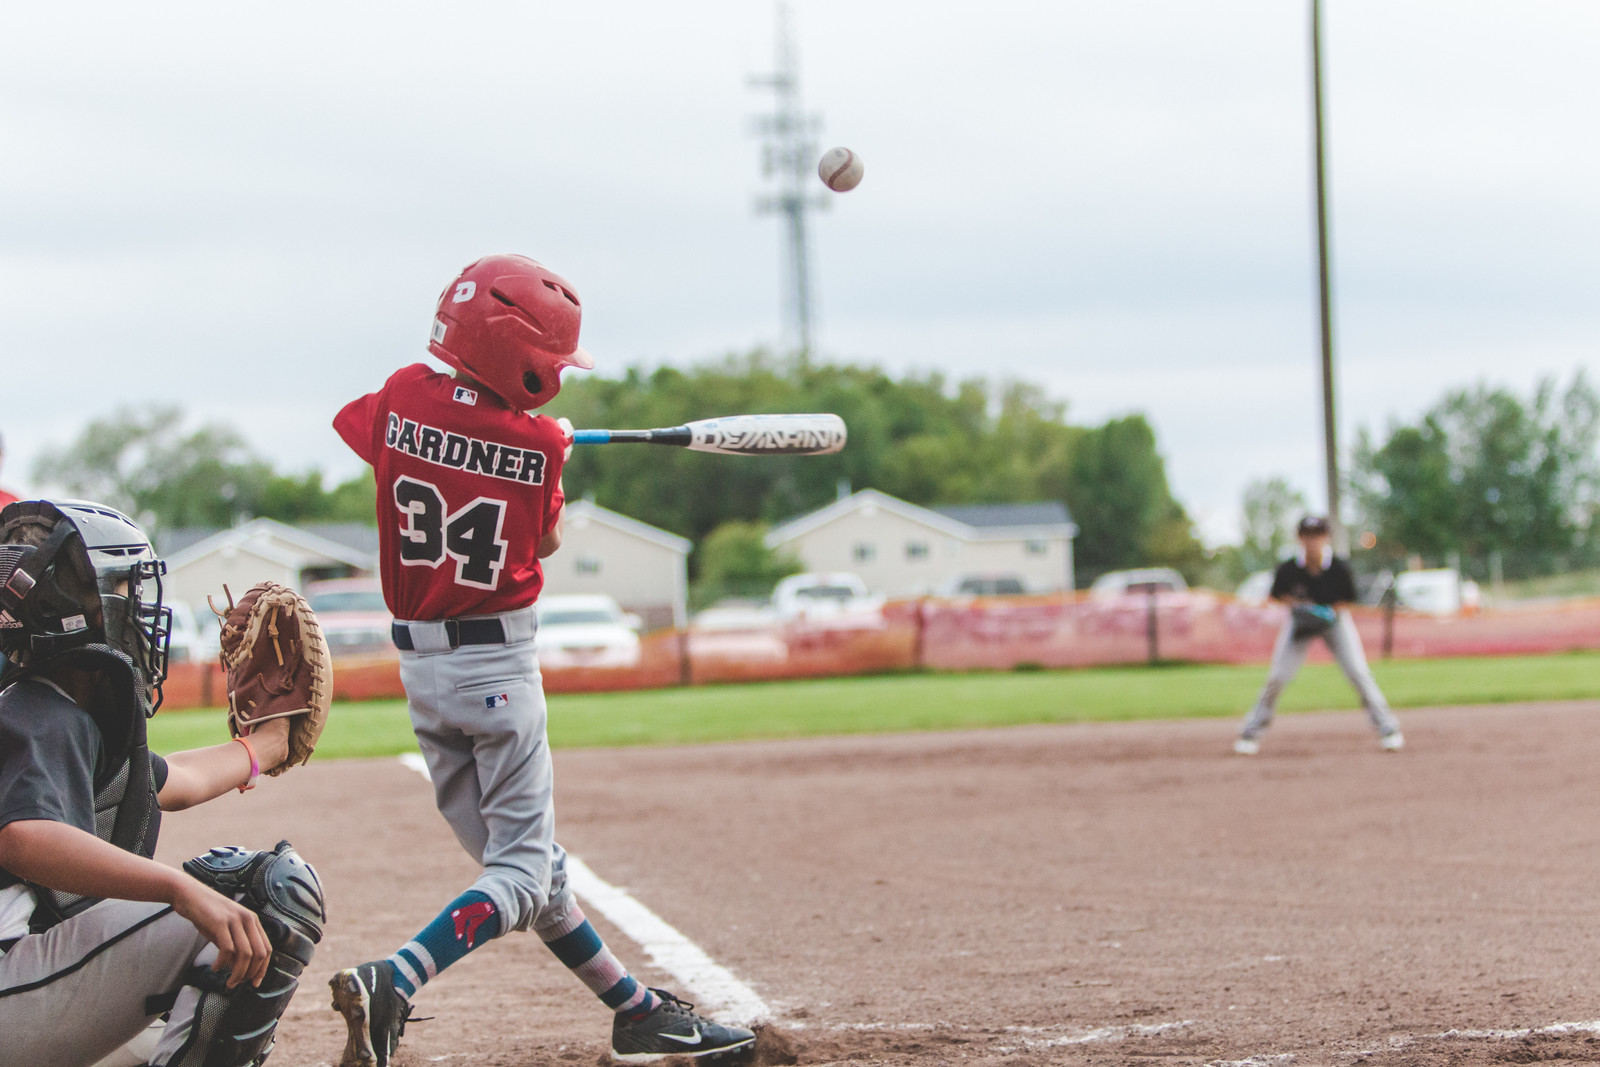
[306,578,395,658]
[1088,568,1189,599]
[771,573,885,629]
[1084,567,1214,635]
[536,595,642,669]
[688,601,788,663]
[941,573,1030,597]
[1234,570,1274,606]
[1393,568,1480,616]
[165,601,219,664]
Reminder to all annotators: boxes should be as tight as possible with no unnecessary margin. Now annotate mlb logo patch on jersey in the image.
[453,386,478,406]
[485,693,510,709]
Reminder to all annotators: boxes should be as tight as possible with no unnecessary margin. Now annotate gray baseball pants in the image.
[0,898,215,1067]
[398,605,573,934]
[1239,609,1401,740]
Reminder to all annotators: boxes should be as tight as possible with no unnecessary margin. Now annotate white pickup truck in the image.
[771,572,886,629]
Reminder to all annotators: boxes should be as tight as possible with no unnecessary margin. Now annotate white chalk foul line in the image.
[997,1020,1195,1050]
[565,855,771,1024]
[396,754,771,1025]
[1437,1019,1600,1040]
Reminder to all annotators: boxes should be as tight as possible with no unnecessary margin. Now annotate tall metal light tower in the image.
[749,0,827,363]
[1310,0,1344,549]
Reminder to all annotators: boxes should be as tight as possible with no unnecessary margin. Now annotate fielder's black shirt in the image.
[0,680,167,890]
[1269,554,1358,606]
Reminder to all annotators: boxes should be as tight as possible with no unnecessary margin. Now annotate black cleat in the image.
[611,988,757,1063]
[330,961,419,1067]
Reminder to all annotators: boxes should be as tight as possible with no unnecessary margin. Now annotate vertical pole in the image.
[750,0,817,365]
[1381,579,1396,659]
[1311,0,1343,551]
[789,195,813,362]
[1146,584,1160,665]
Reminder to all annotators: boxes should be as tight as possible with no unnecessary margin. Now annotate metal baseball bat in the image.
[571,413,846,456]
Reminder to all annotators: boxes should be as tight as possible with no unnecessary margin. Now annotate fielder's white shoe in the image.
[1379,731,1405,752]
[1232,737,1260,756]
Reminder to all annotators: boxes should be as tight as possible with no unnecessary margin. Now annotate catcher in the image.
[1233,514,1404,755]
[0,499,330,1067]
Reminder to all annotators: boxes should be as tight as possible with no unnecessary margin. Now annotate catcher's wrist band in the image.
[234,735,260,793]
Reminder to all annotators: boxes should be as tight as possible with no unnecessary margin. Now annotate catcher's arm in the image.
[158,719,290,811]
[0,821,274,987]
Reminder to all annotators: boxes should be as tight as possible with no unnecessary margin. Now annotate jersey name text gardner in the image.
[386,412,548,485]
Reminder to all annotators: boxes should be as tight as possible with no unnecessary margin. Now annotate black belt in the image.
[391,618,507,651]
[0,937,19,953]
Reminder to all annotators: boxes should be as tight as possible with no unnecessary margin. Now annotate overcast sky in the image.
[2,1,1595,544]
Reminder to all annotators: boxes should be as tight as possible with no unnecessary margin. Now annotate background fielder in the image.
[1234,515,1404,755]
[329,254,756,1067]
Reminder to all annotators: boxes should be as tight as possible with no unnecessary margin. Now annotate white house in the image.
[542,499,691,630]
[160,519,377,616]
[765,489,1077,597]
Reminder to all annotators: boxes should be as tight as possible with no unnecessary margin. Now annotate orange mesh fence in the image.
[152,593,1600,711]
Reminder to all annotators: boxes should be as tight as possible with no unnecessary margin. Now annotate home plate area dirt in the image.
[153,701,1600,1066]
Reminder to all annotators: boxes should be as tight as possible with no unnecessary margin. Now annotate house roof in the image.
[932,501,1073,528]
[302,523,381,556]
[766,489,1077,547]
[562,500,691,554]
[162,517,377,573]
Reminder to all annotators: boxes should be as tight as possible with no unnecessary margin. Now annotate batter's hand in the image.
[171,877,274,989]
[557,416,575,462]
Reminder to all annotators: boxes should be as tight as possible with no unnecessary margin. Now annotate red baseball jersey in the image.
[333,364,567,621]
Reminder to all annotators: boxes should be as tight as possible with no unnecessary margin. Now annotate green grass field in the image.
[146,651,1600,759]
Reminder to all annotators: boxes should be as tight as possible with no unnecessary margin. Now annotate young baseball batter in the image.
[1233,515,1404,755]
[330,254,755,1067]
[0,499,325,1067]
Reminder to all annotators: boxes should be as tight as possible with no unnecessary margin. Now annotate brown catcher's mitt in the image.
[211,582,333,775]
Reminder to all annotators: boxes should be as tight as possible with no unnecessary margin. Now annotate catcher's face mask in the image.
[0,499,172,712]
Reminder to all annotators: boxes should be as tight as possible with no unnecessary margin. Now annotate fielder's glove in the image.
[211,582,333,775]
[1290,603,1338,640]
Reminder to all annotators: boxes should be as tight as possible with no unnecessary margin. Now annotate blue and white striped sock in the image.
[386,890,501,999]
[538,902,659,1017]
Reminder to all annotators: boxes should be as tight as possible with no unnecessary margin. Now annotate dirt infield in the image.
[154,701,1600,1067]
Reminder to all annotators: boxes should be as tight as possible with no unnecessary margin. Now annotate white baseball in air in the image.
[818,146,864,192]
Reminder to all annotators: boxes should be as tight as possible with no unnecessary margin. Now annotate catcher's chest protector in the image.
[5,670,162,932]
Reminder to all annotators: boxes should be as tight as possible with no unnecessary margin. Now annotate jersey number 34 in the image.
[394,476,509,590]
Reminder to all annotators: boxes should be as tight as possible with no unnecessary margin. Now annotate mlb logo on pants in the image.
[485,693,510,709]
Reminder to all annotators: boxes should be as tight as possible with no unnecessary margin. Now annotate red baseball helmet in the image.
[426,254,595,409]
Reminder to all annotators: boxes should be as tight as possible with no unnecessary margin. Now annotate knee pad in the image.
[164,841,325,1067]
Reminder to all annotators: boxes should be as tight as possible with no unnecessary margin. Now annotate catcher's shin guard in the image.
[164,841,326,1067]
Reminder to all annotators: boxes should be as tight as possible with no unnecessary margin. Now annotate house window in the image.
[1025,539,1049,556]
[905,541,929,561]
[853,542,876,563]
[576,556,602,575]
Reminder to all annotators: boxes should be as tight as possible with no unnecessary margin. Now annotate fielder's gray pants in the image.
[398,607,573,934]
[0,898,216,1067]
[1239,610,1401,740]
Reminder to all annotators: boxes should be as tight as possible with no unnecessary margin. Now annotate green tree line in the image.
[546,354,1204,584]
[33,406,375,534]
[34,355,1204,585]
[1350,373,1600,579]
[1220,373,1600,587]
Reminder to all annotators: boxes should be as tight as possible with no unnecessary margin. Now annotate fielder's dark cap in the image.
[1297,515,1331,536]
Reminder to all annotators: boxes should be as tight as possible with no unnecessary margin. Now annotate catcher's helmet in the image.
[427,254,595,410]
[0,499,172,710]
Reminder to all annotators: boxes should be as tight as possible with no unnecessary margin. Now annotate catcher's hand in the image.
[1290,603,1337,640]
[210,582,333,775]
